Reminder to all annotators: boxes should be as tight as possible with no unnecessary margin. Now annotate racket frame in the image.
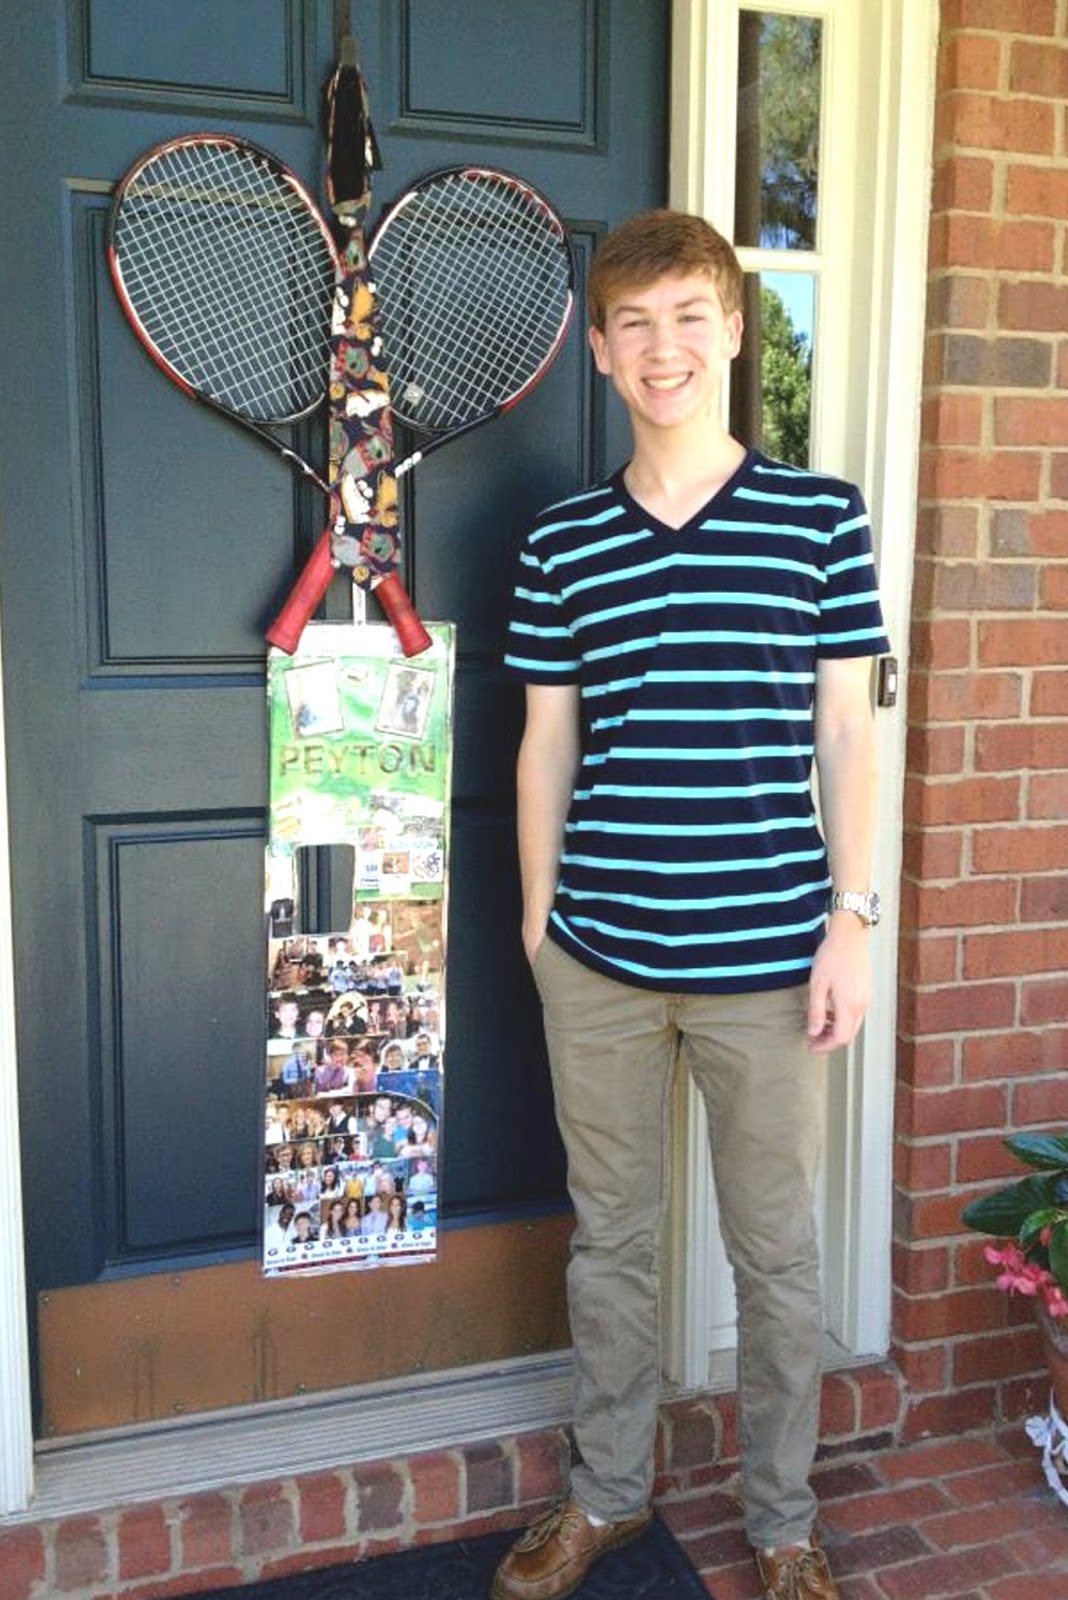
[267,164,576,650]
[369,163,576,471]
[107,131,429,654]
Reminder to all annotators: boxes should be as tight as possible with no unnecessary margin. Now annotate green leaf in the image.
[1019,1207,1065,1249]
[1049,1218,1068,1292]
[1005,1132,1068,1172]
[962,1174,1058,1236]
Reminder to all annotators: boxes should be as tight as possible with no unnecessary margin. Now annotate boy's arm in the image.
[516,682,582,964]
[808,655,879,1054]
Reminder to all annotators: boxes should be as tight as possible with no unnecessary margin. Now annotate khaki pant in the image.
[532,937,827,1548]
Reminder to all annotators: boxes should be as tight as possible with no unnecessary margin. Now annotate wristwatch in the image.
[829,889,881,928]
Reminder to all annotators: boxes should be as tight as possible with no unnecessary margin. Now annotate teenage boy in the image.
[493,211,888,1600]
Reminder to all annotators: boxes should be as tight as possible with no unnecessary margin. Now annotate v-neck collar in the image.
[614,447,756,537]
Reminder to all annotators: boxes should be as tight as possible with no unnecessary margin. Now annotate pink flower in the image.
[984,1242,1025,1271]
[983,1242,1058,1298]
[1044,1284,1068,1320]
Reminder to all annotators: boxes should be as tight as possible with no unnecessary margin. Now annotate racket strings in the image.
[371,171,571,432]
[113,140,336,422]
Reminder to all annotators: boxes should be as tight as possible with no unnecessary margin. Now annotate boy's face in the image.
[588,270,742,435]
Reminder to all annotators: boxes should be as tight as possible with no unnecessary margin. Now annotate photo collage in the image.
[264,898,444,1274]
[262,621,454,1278]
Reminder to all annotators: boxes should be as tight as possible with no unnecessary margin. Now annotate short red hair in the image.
[587,210,744,330]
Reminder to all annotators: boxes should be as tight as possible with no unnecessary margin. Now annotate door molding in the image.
[664,0,937,1385]
[0,601,34,1513]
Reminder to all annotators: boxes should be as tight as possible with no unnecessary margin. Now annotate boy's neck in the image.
[624,422,747,529]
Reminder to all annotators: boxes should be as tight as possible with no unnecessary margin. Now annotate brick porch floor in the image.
[2,1367,1067,1600]
[662,1428,1068,1600]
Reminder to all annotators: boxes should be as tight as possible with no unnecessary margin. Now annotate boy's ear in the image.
[588,324,611,374]
[725,308,744,359]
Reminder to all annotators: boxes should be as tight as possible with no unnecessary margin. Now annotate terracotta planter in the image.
[1037,1300,1068,1417]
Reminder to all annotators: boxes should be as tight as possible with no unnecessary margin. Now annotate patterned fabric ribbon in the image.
[323,41,399,590]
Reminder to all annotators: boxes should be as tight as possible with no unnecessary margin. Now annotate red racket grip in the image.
[266,528,336,654]
[266,530,433,657]
[373,571,433,657]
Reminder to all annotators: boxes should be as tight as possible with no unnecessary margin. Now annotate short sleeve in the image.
[817,485,891,658]
[502,527,582,682]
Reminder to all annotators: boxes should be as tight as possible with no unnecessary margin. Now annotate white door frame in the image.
[664,0,937,1386]
[0,597,34,1512]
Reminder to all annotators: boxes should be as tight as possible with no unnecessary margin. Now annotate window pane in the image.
[735,11,823,251]
[730,272,814,467]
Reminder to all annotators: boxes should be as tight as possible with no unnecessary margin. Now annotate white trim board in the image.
[0,600,34,1517]
[664,0,935,1385]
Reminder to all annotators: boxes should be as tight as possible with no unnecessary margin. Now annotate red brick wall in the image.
[895,0,1068,1439]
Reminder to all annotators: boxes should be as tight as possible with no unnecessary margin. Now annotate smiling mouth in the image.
[644,373,690,391]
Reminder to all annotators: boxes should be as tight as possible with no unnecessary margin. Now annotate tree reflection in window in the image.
[731,276,813,468]
[735,12,822,252]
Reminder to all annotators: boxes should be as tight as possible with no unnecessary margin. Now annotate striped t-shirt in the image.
[503,448,890,994]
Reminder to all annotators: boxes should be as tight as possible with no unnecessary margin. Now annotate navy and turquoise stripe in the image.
[504,447,889,994]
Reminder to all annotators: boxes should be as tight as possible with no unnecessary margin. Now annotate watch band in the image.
[829,889,881,927]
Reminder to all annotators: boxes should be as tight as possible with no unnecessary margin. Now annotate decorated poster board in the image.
[262,621,454,1276]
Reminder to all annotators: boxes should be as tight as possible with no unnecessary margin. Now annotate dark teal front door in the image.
[0,0,667,1428]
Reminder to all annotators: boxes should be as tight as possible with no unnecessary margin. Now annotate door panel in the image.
[0,0,667,1428]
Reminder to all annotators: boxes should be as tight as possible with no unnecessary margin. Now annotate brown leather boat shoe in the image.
[754,1528,841,1599]
[491,1499,653,1600]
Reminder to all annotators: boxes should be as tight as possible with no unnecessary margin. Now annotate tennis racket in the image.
[266,164,576,653]
[106,132,429,657]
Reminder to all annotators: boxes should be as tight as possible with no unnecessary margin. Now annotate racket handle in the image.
[266,529,433,658]
[373,571,433,657]
[266,529,337,654]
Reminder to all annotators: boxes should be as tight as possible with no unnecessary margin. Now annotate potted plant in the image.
[962,1130,1068,1409]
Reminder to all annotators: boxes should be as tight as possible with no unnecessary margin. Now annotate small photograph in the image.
[405,1194,437,1238]
[309,1037,376,1095]
[289,1159,322,1208]
[278,1205,323,1257]
[284,659,345,737]
[365,1155,409,1201]
[366,997,408,1039]
[269,936,329,992]
[266,988,334,1053]
[395,1106,437,1159]
[390,901,445,987]
[406,989,442,1036]
[317,1165,348,1210]
[376,663,435,740]
[356,1088,439,1160]
[339,1194,367,1236]
[407,1152,438,1200]
[263,1201,296,1259]
[267,1044,317,1100]
[323,996,370,1037]
[311,1038,355,1095]
[321,1098,359,1142]
[375,1067,443,1120]
[318,1195,350,1241]
[265,1140,298,1174]
[265,1174,299,1209]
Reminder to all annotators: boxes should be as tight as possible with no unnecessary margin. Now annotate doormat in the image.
[185,1517,710,1599]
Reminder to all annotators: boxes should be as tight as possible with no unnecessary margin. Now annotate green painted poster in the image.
[261,623,454,1276]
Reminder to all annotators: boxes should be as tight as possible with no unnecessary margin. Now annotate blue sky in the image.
[764,269,815,346]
